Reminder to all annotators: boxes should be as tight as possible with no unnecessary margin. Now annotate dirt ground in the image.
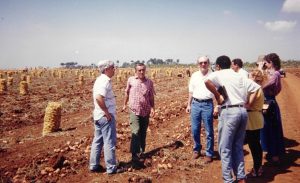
[1,68,300,183]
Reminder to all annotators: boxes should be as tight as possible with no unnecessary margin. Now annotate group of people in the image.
[188,53,285,182]
[88,53,286,182]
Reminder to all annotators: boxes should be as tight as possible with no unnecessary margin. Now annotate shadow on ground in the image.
[247,137,300,182]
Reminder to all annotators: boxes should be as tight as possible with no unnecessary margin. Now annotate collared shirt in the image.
[189,70,214,100]
[93,74,116,120]
[207,69,260,106]
[125,76,155,117]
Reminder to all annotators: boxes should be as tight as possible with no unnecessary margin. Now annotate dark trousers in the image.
[130,112,149,161]
[246,129,262,172]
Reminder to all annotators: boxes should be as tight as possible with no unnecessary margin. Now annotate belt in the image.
[247,110,262,112]
[193,98,213,103]
[221,104,244,109]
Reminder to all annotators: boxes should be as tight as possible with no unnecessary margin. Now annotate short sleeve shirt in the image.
[207,69,260,106]
[93,74,116,120]
[189,70,214,100]
[125,76,155,117]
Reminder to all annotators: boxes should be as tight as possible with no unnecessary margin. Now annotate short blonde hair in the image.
[251,69,264,83]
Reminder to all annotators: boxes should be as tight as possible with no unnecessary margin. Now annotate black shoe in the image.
[132,160,145,170]
[204,156,213,164]
[90,165,105,173]
[138,152,146,161]
[192,151,201,159]
[108,167,126,175]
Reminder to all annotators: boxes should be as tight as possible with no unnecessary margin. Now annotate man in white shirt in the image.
[231,58,248,78]
[186,56,215,163]
[89,60,124,174]
[205,55,260,183]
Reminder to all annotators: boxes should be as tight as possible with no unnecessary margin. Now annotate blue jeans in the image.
[218,107,247,183]
[89,115,117,173]
[190,99,214,157]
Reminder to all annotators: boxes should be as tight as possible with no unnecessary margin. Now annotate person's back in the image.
[239,68,249,78]
[205,55,260,183]
[209,68,257,106]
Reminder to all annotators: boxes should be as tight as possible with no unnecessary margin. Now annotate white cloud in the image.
[282,0,300,13]
[223,10,232,15]
[264,20,297,32]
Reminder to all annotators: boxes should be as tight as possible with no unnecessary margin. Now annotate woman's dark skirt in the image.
[260,95,285,158]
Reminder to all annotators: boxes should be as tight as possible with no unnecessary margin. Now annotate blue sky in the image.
[0,0,299,69]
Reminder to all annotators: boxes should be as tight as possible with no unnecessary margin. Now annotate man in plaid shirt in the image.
[122,63,155,169]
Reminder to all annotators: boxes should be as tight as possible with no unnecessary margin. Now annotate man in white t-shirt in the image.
[231,58,248,79]
[89,60,124,174]
[205,55,260,183]
[186,56,216,163]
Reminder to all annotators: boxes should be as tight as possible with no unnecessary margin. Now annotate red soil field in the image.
[1,68,300,183]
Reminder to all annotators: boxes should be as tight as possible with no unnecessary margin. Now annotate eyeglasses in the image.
[108,66,115,70]
[137,69,145,72]
[199,61,208,65]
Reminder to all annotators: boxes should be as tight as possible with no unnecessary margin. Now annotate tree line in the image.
[120,58,180,68]
[60,59,300,69]
[60,58,180,68]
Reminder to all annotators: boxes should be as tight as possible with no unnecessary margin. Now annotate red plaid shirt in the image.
[125,76,155,117]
